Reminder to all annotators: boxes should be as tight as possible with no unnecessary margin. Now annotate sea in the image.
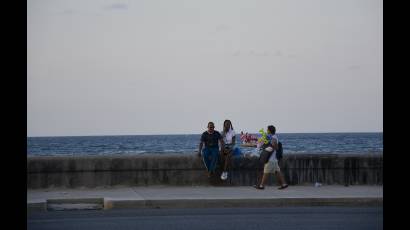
[27,132,383,157]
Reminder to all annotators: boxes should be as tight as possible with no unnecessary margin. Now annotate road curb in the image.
[27,201,47,212]
[127,197,383,209]
[104,198,146,210]
[28,197,382,211]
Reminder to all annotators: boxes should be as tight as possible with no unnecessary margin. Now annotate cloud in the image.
[103,3,128,10]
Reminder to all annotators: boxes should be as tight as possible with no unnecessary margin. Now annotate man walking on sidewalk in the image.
[254,125,288,190]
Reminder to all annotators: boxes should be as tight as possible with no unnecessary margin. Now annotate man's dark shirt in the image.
[201,131,222,148]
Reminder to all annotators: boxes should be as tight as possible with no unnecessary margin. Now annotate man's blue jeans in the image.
[202,147,219,173]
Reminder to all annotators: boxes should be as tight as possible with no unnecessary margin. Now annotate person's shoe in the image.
[253,184,265,189]
[278,184,288,190]
[220,171,228,180]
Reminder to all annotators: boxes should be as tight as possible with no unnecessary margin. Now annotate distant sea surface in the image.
[27,133,383,157]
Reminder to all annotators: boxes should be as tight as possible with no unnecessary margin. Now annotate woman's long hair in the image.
[223,120,233,132]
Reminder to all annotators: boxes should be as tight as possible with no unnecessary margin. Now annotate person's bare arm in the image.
[271,138,278,150]
[219,138,225,151]
[198,142,203,157]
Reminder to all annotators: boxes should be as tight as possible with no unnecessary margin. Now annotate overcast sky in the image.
[27,0,383,136]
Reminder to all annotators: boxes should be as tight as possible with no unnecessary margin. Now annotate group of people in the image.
[198,120,288,190]
[198,120,235,181]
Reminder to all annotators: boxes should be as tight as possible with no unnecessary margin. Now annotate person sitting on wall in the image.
[220,119,236,180]
[198,122,224,178]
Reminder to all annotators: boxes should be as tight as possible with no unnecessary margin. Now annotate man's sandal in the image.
[278,184,289,190]
[253,184,265,190]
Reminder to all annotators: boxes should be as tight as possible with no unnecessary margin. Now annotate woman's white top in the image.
[222,129,236,145]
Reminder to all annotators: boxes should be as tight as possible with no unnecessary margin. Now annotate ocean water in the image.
[27,133,383,157]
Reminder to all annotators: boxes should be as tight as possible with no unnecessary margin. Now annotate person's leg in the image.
[254,168,263,186]
[223,149,232,171]
[208,147,219,173]
[276,173,288,189]
[281,173,288,186]
[255,162,272,189]
[275,172,285,185]
[220,149,229,180]
[202,148,214,177]
[259,173,269,187]
[273,161,288,189]
[201,148,212,177]
[220,149,226,171]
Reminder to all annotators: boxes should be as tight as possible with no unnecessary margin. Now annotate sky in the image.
[27,0,383,137]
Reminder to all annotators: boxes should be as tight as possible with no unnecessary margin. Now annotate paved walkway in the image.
[27,185,383,211]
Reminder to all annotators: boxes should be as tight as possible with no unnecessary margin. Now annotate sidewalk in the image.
[27,185,383,211]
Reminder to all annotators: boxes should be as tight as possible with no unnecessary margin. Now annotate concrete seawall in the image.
[27,153,383,189]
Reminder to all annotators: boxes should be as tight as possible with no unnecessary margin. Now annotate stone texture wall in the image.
[27,153,383,189]
[229,154,383,186]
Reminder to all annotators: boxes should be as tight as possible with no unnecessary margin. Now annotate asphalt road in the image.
[28,206,383,230]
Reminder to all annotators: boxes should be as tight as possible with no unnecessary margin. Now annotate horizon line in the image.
[28,131,383,138]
